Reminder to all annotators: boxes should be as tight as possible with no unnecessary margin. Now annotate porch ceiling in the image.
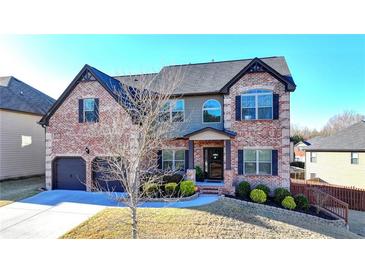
[184,127,236,141]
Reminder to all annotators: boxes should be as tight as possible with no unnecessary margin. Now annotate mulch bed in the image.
[225,195,337,221]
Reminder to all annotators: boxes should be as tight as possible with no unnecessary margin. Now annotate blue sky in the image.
[0,34,364,129]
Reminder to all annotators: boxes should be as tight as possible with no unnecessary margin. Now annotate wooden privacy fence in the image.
[291,181,349,223]
[291,179,365,211]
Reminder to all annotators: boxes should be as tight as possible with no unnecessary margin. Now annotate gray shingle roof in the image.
[0,76,55,115]
[305,121,365,151]
[115,56,293,95]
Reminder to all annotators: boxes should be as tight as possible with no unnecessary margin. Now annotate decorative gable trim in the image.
[220,58,296,93]
[39,65,124,126]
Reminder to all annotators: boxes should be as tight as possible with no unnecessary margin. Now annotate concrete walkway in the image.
[348,210,365,237]
[0,190,219,239]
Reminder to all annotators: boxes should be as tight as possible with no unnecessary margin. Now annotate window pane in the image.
[352,153,359,159]
[172,111,184,122]
[258,94,273,107]
[172,100,184,111]
[242,95,255,108]
[258,107,272,119]
[85,111,96,122]
[84,99,95,111]
[259,163,271,175]
[245,90,270,94]
[245,163,256,175]
[244,150,256,161]
[162,150,173,160]
[203,109,221,122]
[175,161,185,171]
[175,150,185,161]
[159,111,170,122]
[258,150,271,162]
[163,161,173,170]
[204,99,220,109]
[161,102,170,112]
[242,108,256,120]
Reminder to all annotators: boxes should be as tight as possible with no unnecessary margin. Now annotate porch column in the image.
[225,140,231,170]
[188,140,194,169]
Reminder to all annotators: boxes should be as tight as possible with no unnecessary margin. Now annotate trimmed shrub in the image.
[143,183,159,198]
[274,188,291,204]
[282,196,296,210]
[164,182,178,197]
[180,180,195,197]
[255,184,271,196]
[250,189,267,204]
[236,181,251,198]
[294,194,309,211]
[195,166,204,181]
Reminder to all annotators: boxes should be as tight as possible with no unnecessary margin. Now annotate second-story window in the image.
[241,90,273,120]
[310,152,317,163]
[351,152,359,164]
[203,99,222,123]
[160,99,184,122]
[79,98,99,123]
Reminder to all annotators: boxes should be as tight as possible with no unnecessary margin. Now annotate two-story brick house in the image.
[39,56,296,194]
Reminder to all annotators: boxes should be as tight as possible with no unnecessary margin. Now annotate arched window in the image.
[203,99,222,123]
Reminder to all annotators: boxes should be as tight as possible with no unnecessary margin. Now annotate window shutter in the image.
[157,150,162,169]
[238,150,244,175]
[272,150,278,175]
[273,94,279,120]
[185,150,189,171]
[235,95,241,121]
[78,99,84,123]
[94,98,99,122]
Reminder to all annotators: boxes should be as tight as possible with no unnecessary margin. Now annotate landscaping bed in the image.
[225,194,337,221]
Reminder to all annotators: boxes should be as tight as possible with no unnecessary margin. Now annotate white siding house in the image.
[0,77,54,180]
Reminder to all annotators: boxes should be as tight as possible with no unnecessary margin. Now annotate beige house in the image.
[304,120,365,189]
[0,76,54,180]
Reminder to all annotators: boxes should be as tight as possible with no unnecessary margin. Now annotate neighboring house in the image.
[39,56,296,193]
[304,121,365,188]
[0,76,55,180]
[293,141,310,162]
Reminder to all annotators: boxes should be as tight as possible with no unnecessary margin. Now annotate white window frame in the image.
[83,98,96,123]
[162,149,185,171]
[241,90,273,120]
[310,152,317,163]
[243,149,272,175]
[202,99,222,123]
[160,99,185,123]
[351,152,359,165]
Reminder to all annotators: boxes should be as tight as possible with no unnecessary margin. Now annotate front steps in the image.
[196,182,225,195]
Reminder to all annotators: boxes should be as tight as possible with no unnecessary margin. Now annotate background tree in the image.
[321,110,364,136]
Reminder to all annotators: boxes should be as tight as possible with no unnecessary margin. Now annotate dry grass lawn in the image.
[0,176,44,207]
[62,197,361,239]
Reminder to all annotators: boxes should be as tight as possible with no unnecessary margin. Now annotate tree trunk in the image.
[131,207,138,239]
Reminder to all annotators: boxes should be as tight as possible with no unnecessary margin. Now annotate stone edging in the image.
[222,197,347,229]
[141,192,199,202]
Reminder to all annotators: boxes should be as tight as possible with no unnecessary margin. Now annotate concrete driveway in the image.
[0,190,219,239]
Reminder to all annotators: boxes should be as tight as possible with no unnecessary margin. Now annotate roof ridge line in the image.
[163,56,284,68]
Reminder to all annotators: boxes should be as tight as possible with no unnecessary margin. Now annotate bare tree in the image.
[321,110,364,136]
[88,69,188,238]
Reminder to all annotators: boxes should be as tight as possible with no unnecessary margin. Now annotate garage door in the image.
[92,157,124,192]
[53,157,86,190]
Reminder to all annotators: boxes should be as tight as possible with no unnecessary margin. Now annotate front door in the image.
[204,147,223,180]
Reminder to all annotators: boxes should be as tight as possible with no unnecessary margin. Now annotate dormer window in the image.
[241,90,273,120]
[203,99,222,123]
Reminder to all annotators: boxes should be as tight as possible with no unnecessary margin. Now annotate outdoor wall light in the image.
[85,147,90,154]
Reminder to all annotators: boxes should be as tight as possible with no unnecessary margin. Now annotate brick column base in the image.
[223,169,235,194]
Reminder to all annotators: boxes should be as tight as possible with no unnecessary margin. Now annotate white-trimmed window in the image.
[202,99,222,123]
[351,152,359,164]
[84,98,97,122]
[244,149,272,175]
[162,149,185,170]
[160,99,184,122]
[310,152,317,163]
[241,90,273,120]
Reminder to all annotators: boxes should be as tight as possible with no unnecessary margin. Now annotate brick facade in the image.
[46,70,291,195]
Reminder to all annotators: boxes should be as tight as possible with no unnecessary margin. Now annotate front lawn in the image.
[62,197,361,239]
[0,176,44,207]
